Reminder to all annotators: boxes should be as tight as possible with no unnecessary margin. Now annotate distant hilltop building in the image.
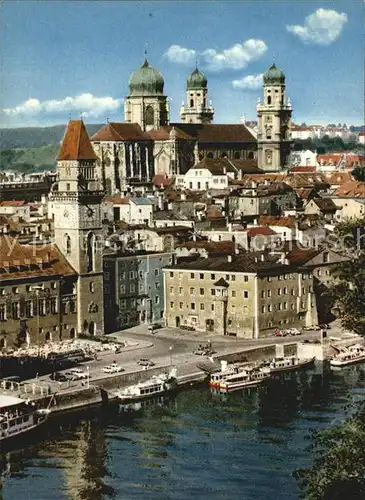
[90,58,294,192]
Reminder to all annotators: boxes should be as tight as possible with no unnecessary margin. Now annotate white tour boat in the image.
[115,370,178,403]
[268,356,315,374]
[209,360,258,388]
[330,344,365,367]
[0,395,51,445]
[217,367,271,393]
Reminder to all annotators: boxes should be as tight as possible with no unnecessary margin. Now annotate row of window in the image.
[120,296,160,309]
[169,272,250,282]
[0,299,76,321]
[261,286,312,298]
[120,282,160,294]
[0,283,57,296]
[120,269,160,279]
[169,286,250,298]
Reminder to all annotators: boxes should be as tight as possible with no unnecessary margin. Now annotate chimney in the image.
[158,194,164,211]
[235,244,240,255]
[261,253,265,261]
[227,255,232,263]
[180,193,186,201]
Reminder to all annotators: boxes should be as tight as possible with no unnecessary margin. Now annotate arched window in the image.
[45,332,52,343]
[86,233,95,272]
[190,99,194,108]
[248,151,254,160]
[233,151,240,159]
[89,282,95,293]
[145,106,154,126]
[221,151,228,158]
[69,328,76,339]
[64,234,71,255]
[207,152,214,158]
[0,338,6,349]
[267,95,272,105]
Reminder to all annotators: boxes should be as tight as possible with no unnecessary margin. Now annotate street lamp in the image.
[169,345,173,366]
[31,286,43,357]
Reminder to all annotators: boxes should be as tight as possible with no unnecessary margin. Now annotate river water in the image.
[1,363,365,500]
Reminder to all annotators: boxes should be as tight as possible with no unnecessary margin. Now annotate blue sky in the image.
[1,0,363,128]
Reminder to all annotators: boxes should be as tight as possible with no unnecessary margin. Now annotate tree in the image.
[295,402,365,499]
[352,166,365,182]
[328,218,365,336]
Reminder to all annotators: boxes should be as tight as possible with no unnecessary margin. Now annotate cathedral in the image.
[89,59,292,193]
[90,58,293,193]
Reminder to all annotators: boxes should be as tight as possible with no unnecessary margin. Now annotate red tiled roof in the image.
[91,122,151,142]
[57,120,97,161]
[104,195,130,205]
[177,240,238,255]
[335,180,365,197]
[246,226,276,237]
[0,235,76,279]
[290,166,316,173]
[0,200,28,207]
[258,215,296,228]
[153,175,175,188]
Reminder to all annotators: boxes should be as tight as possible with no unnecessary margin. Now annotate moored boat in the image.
[0,395,51,445]
[267,356,315,374]
[114,370,178,403]
[209,360,261,388]
[218,367,271,393]
[330,344,365,367]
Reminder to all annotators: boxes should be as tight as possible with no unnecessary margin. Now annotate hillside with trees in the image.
[0,124,103,172]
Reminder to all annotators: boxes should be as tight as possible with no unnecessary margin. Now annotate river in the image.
[1,363,365,500]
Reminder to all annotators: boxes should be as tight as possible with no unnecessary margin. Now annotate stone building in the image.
[0,235,78,348]
[257,64,292,171]
[103,251,173,333]
[50,120,105,336]
[163,253,317,338]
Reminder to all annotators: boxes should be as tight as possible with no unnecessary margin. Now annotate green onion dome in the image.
[187,67,208,90]
[129,59,165,96]
[263,63,285,85]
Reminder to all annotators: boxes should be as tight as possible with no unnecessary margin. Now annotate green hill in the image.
[0,124,103,149]
[0,123,103,172]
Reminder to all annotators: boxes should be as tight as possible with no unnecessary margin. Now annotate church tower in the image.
[124,57,169,131]
[51,120,104,336]
[257,64,292,172]
[180,67,214,123]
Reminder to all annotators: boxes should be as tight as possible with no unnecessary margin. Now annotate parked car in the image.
[275,330,287,337]
[148,323,162,332]
[180,325,195,331]
[50,372,68,382]
[287,328,302,336]
[137,358,155,367]
[66,368,88,380]
[103,363,124,374]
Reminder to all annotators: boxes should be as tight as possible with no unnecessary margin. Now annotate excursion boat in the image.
[209,360,259,388]
[0,394,51,445]
[114,370,178,403]
[267,356,315,374]
[330,344,365,367]
[218,367,271,393]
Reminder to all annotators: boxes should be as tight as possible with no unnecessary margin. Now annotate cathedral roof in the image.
[57,120,97,161]
[263,63,285,85]
[91,122,151,142]
[169,123,256,143]
[149,125,194,141]
[128,59,165,96]
[187,67,208,90]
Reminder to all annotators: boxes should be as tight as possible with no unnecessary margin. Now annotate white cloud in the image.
[202,39,267,71]
[3,93,122,118]
[165,45,196,65]
[232,73,263,90]
[165,39,267,71]
[286,8,348,45]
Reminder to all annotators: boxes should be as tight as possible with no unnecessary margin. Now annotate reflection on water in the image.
[1,364,365,500]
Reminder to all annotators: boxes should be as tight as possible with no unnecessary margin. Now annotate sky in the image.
[1,0,364,128]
